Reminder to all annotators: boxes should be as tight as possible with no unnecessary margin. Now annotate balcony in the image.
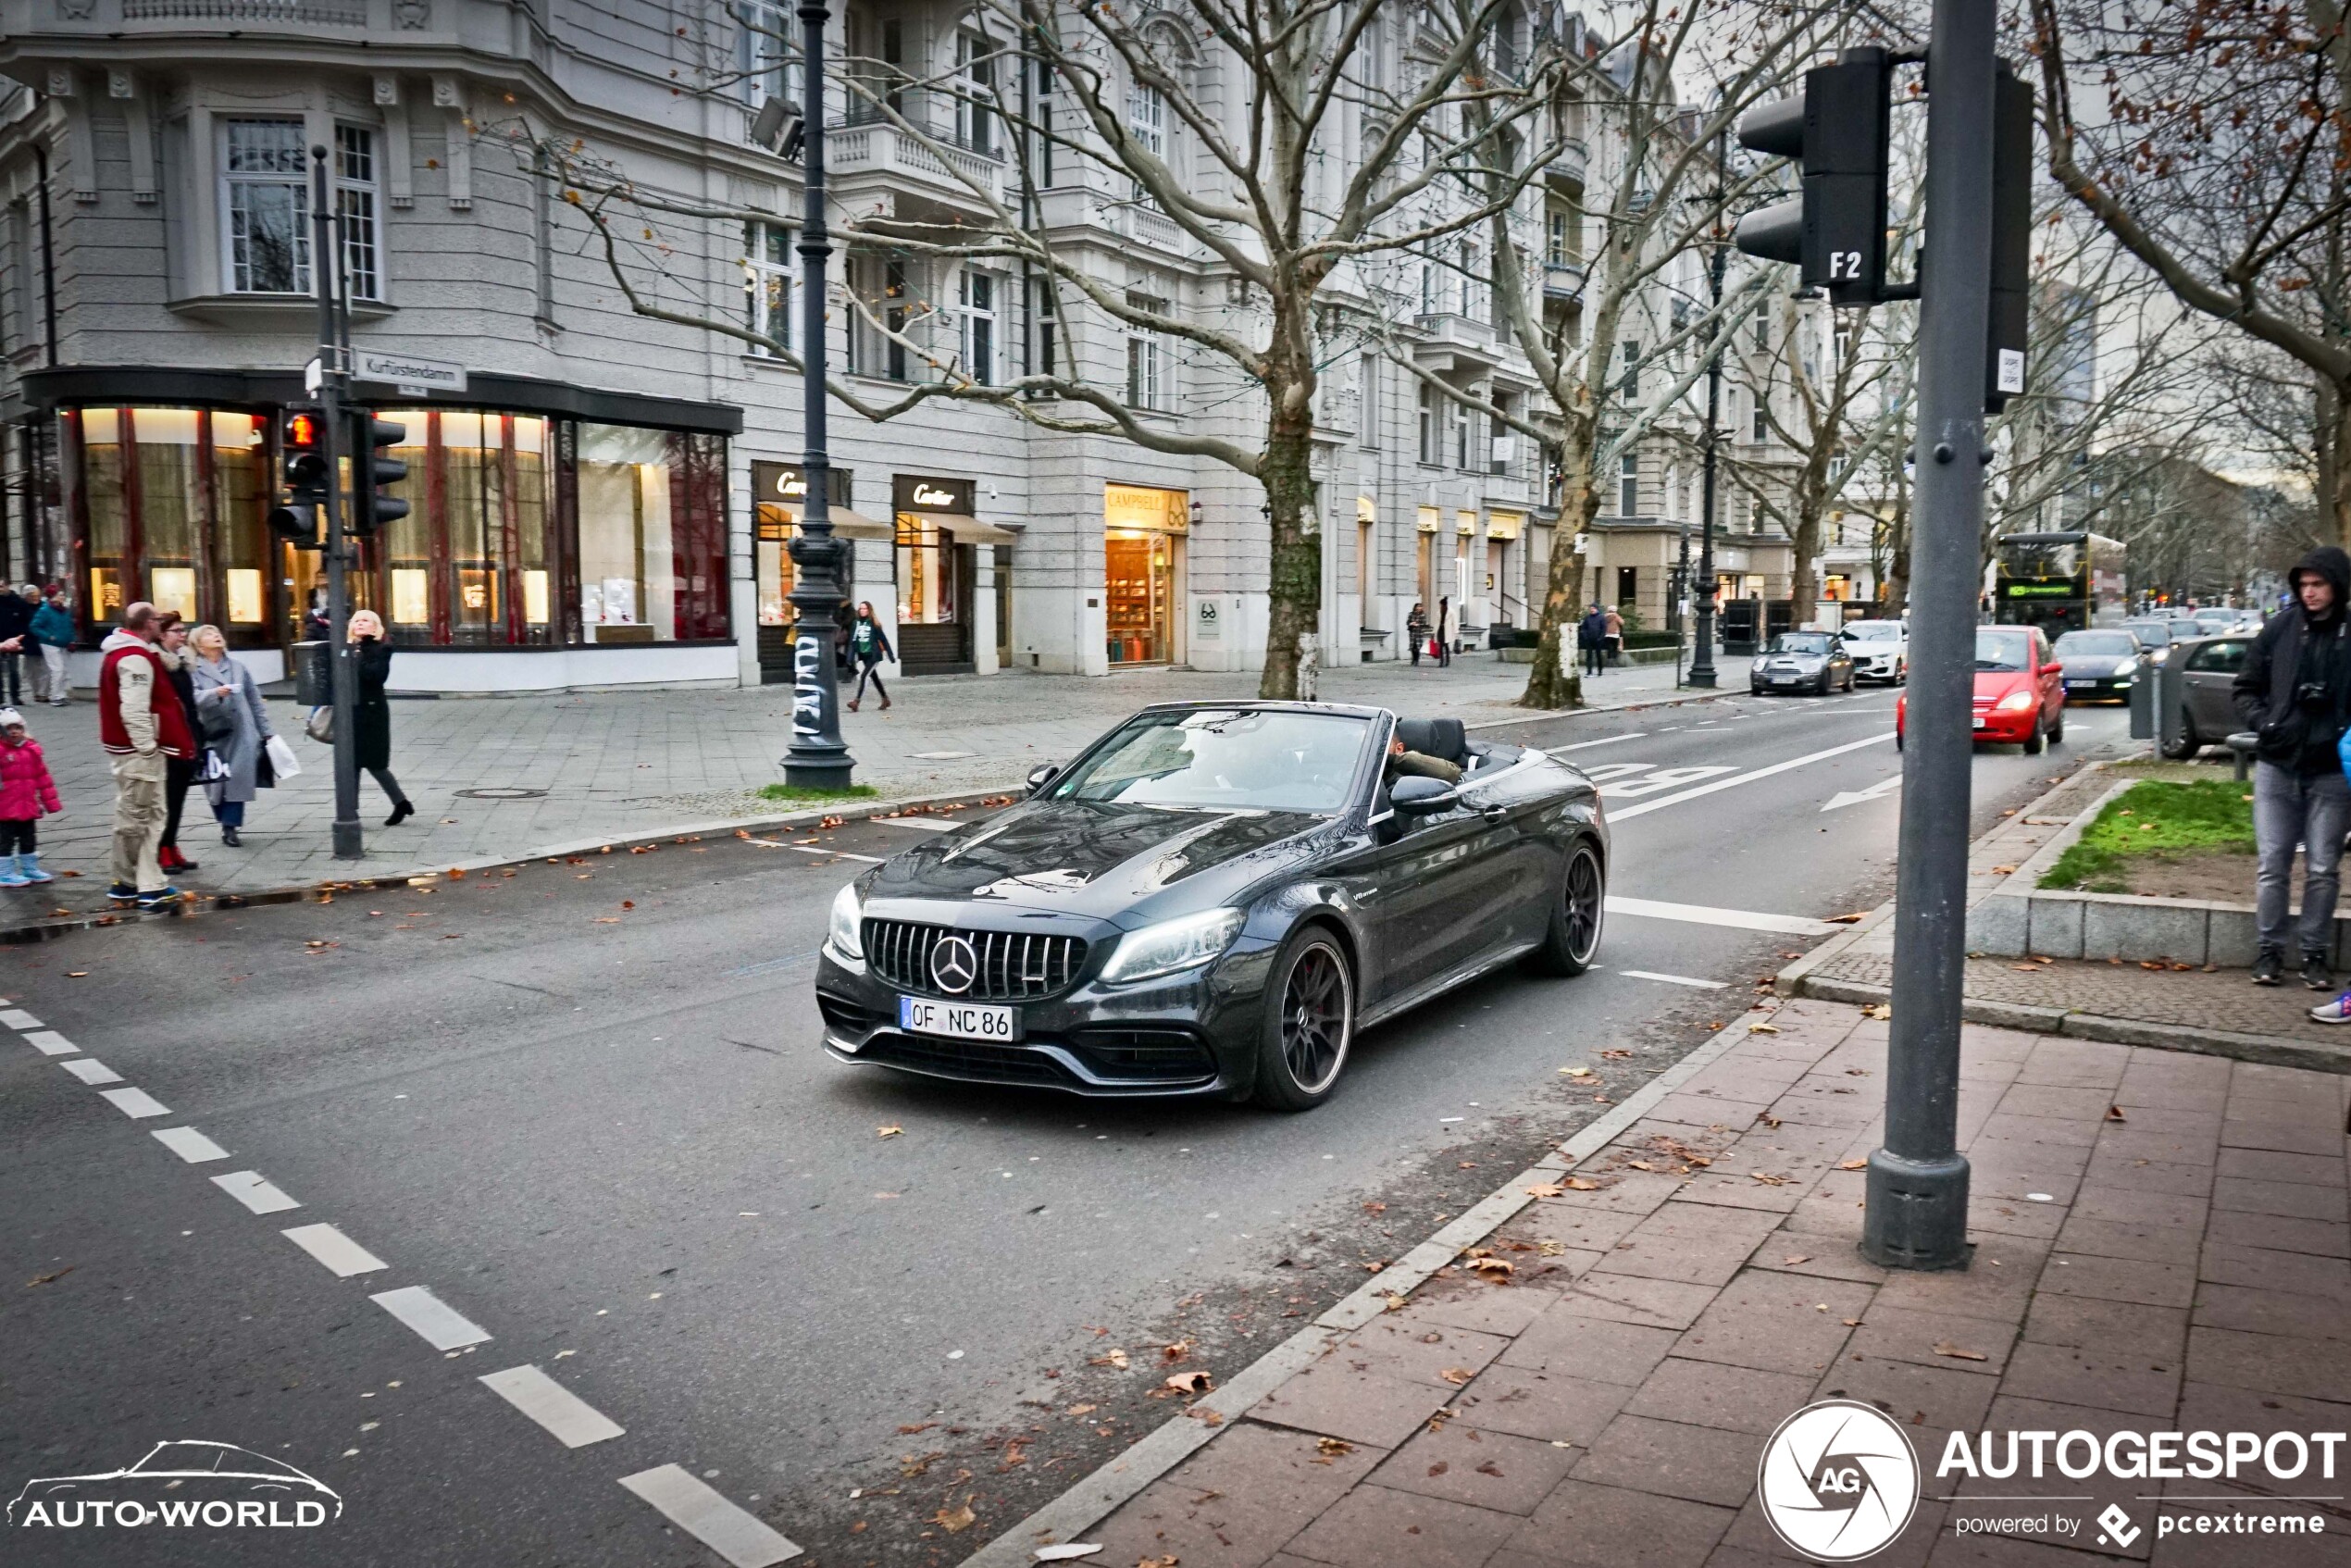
[828,101,1003,219]
[1543,259,1586,300]
[1412,311,1504,374]
[1546,139,1588,188]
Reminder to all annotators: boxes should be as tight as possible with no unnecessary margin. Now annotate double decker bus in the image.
[1993,530,2127,634]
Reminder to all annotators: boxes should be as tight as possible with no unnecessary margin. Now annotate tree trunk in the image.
[2328,379,2351,549]
[1258,362,1321,700]
[1521,460,1598,709]
[1789,509,1822,628]
[1884,497,1911,616]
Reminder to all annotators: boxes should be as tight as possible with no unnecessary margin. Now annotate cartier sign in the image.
[894,475,975,515]
[753,462,852,508]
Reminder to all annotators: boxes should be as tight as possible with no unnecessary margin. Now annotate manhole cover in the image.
[452,787,547,801]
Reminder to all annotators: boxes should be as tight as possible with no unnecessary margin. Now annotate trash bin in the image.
[292,640,331,708]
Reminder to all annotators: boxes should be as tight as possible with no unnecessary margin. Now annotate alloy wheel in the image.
[1563,844,1605,965]
[1279,941,1352,1094]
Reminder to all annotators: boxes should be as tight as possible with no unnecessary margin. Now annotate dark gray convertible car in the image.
[815,703,1609,1110]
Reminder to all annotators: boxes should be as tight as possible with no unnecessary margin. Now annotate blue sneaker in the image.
[136,886,183,912]
[0,853,26,889]
[18,853,53,883]
[2312,993,2351,1026]
[107,881,138,905]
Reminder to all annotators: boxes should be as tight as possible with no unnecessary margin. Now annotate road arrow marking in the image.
[1822,776,1904,813]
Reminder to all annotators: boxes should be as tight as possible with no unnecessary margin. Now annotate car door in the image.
[2031,628,2062,724]
[1344,790,1494,1004]
[2179,639,2249,740]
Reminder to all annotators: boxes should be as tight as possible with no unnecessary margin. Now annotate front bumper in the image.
[1751,664,1824,691]
[2059,672,2132,702]
[1852,653,1903,681]
[815,940,1275,1099]
[1970,707,2041,741]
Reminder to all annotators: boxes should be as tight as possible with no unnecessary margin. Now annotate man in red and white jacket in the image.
[99,602,195,906]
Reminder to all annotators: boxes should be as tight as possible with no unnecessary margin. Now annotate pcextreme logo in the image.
[8,1441,342,1530]
[1758,1400,1922,1562]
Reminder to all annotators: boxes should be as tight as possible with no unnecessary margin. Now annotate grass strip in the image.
[2039,778,2257,892]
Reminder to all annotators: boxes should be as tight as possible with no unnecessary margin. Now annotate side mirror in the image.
[1026,762,1060,797]
[1389,775,1458,816]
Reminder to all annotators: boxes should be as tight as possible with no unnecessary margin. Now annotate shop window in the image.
[65,406,272,644]
[211,413,269,628]
[221,119,308,294]
[743,220,793,355]
[1103,485,1187,666]
[576,423,728,642]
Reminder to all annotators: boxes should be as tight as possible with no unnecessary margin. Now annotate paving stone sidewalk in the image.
[1069,996,2351,1568]
[2,651,1735,900]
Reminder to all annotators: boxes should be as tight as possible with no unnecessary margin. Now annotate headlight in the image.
[1996,690,2038,712]
[2112,659,2137,678]
[1100,907,1247,985]
[827,882,865,959]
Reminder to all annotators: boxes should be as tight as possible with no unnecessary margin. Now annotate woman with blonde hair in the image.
[344,608,413,826]
[189,622,275,848]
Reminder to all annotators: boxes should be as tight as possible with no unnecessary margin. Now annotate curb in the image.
[0,785,1016,947]
[956,1005,1784,1567]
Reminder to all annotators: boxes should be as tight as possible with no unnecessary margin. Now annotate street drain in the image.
[452,787,548,800]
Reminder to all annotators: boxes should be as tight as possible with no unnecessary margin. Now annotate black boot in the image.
[221,825,241,848]
[385,800,414,827]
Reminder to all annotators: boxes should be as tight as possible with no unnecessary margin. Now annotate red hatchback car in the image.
[1896,625,2066,753]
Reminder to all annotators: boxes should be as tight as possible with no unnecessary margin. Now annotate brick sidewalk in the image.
[4,651,1738,898]
[1060,997,2351,1568]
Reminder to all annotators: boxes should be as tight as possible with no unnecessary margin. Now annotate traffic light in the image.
[1734,46,1895,306]
[268,406,329,546]
[1984,62,2033,412]
[354,412,408,537]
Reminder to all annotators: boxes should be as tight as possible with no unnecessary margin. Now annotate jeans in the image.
[2253,761,2351,956]
[212,798,245,828]
[1581,642,1604,678]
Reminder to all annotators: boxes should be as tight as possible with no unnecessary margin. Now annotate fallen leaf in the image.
[1524,1183,1567,1199]
[1316,1437,1354,1456]
[1362,1201,1387,1214]
[1755,1113,1783,1129]
[1932,1341,1989,1362]
[1842,1317,1863,1326]
[1163,1371,1212,1395]
[1838,1159,1869,1171]
[1561,1065,1595,1077]
[877,1125,903,1139]
[898,1423,938,1435]
[1627,1160,1657,1172]
[1427,1461,1450,1476]
[1187,1407,1224,1425]
[27,1265,75,1287]
[1476,1460,1505,1477]
[1064,1404,1097,1416]
[1381,1291,1408,1312]
[66,971,87,977]
[1990,864,2018,875]
[1162,1339,1194,1363]
[1861,1004,1890,1020]
[1439,1367,1475,1386]
[932,1500,976,1534]
[1469,1257,1514,1280]
[1090,1349,1130,1370]
[620,900,635,911]
[2105,1105,2127,1122]
[1562,1176,1600,1191]
[1750,1022,1780,1034]
[1783,1255,1811,1266]
[1032,1545,1104,1562]
[1137,1558,1179,1568]
[1749,1171,1791,1186]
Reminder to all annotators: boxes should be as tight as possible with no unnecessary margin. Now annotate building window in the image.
[959,268,997,385]
[1126,79,1164,197]
[1126,292,1167,410]
[334,126,382,301]
[1617,339,1640,402]
[849,253,913,380]
[1462,239,1488,322]
[1031,276,1057,378]
[1,201,25,354]
[1751,396,1768,442]
[1033,56,1057,184]
[743,220,792,355]
[1418,382,1438,465]
[740,1,802,115]
[955,31,999,156]
[1619,453,1638,515]
[1546,206,1576,267]
[530,148,555,323]
[221,118,309,294]
[1617,566,1637,607]
[1490,392,1515,474]
[1751,314,1770,353]
[1359,353,1379,450]
[1450,398,1474,470]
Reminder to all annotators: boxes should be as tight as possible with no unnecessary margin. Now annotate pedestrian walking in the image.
[1603,604,1624,667]
[1435,597,1452,666]
[1406,601,1430,666]
[99,601,194,909]
[154,613,201,875]
[2234,547,2351,991]
[1578,604,1608,679]
[190,624,276,850]
[347,609,414,826]
[0,705,61,887]
[30,587,73,704]
[0,584,34,705]
[844,601,893,713]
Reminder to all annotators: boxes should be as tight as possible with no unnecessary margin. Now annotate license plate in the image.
[2067,679,2095,690]
[898,996,1019,1040]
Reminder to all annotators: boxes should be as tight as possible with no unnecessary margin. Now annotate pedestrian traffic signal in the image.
[269,405,329,546]
[354,413,408,537]
[1734,46,1895,306]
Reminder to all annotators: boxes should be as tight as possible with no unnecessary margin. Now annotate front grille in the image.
[863,919,1088,1001]
[857,1034,1072,1087]
[1066,1027,1218,1083]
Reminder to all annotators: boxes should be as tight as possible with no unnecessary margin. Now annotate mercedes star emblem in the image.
[930,935,978,994]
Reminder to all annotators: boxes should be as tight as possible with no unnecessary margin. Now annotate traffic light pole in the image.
[310,144,364,861]
[1862,0,1996,1271]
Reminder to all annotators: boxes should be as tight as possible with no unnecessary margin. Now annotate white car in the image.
[1837,618,1909,684]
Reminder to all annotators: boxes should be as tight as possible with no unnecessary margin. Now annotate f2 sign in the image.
[1827,250,1866,281]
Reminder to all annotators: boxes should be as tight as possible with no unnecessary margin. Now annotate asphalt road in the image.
[0,686,2135,1568]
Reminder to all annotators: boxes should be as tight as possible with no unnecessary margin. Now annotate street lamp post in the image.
[781,0,854,789]
[1688,131,1730,688]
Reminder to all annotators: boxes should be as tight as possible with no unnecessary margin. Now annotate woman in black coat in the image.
[347,609,413,826]
[155,613,201,873]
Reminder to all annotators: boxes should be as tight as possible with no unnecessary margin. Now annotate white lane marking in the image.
[23,1030,78,1055]
[281,1223,389,1277]
[1617,970,1729,989]
[1822,776,1903,812]
[100,1087,170,1118]
[1608,731,1897,821]
[152,1126,230,1164]
[873,817,958,833]
[1604,896,1841,937]
[1599,765,1737,800]
[2,1008,44,1028]
[212,1170,302,1215]
[59,1057,123,1086]
[619,1464,802,1567]
[371,1285,494,1350]
[1548,732,1647,753]
[479,1364,627,1448]
[907,750,976,760]
[745,837,886,864]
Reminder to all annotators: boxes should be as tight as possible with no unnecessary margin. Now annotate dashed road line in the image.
[281,1223,389,1277]
[872,817,958,833]
[98,1087,170,1118]
[479,1364,626,1449]
[1604,895,1841,937]
[1617,969,1729,989]
[371,1285,493,1350]
[60,1057,124,1085]
[620,1464,802,1567]
[24,1030,79,1055]
[1547,732,1647,753]
[212,1170,302,1215]
[152,1126,230,1164]
[1,1008,44,1028]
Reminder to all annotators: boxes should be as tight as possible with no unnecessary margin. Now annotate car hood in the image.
[862,797,1333,920]
[1762,651,1829,666]
[1972,671,2034,702]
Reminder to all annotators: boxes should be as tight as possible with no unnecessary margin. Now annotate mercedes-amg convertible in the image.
[814,702,1608,1110]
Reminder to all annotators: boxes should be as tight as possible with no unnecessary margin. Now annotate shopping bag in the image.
[199,748,230,783]
[304,705,332,744]
[266,733,303,779]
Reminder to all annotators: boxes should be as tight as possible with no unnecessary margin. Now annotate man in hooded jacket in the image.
[2234,546,2351,989]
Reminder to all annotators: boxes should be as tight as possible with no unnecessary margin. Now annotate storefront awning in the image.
[936,515,1018,544]
[821,507,898,540]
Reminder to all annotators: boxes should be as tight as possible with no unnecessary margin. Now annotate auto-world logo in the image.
[1758,1400,1921,1562]
[8,1441,342,1530]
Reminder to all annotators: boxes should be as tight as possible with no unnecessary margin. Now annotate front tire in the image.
[1251,927,1355,1112]
[1531,840,1606,977]
[2160,723,2202,761]
[2048,706,2065,744]
[2022,714,2046,755]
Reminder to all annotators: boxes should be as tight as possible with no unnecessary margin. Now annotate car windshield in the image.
[1976,628,2034,671]
[2168,619,2203,634]
[2054,632,2136,657]
[2122,620,2172,645]
[1048,709,1371,815]
[1842,622,1901,641]
[1768,632,1834,655]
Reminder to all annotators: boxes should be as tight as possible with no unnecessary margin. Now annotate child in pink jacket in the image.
[0,705,62,885]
